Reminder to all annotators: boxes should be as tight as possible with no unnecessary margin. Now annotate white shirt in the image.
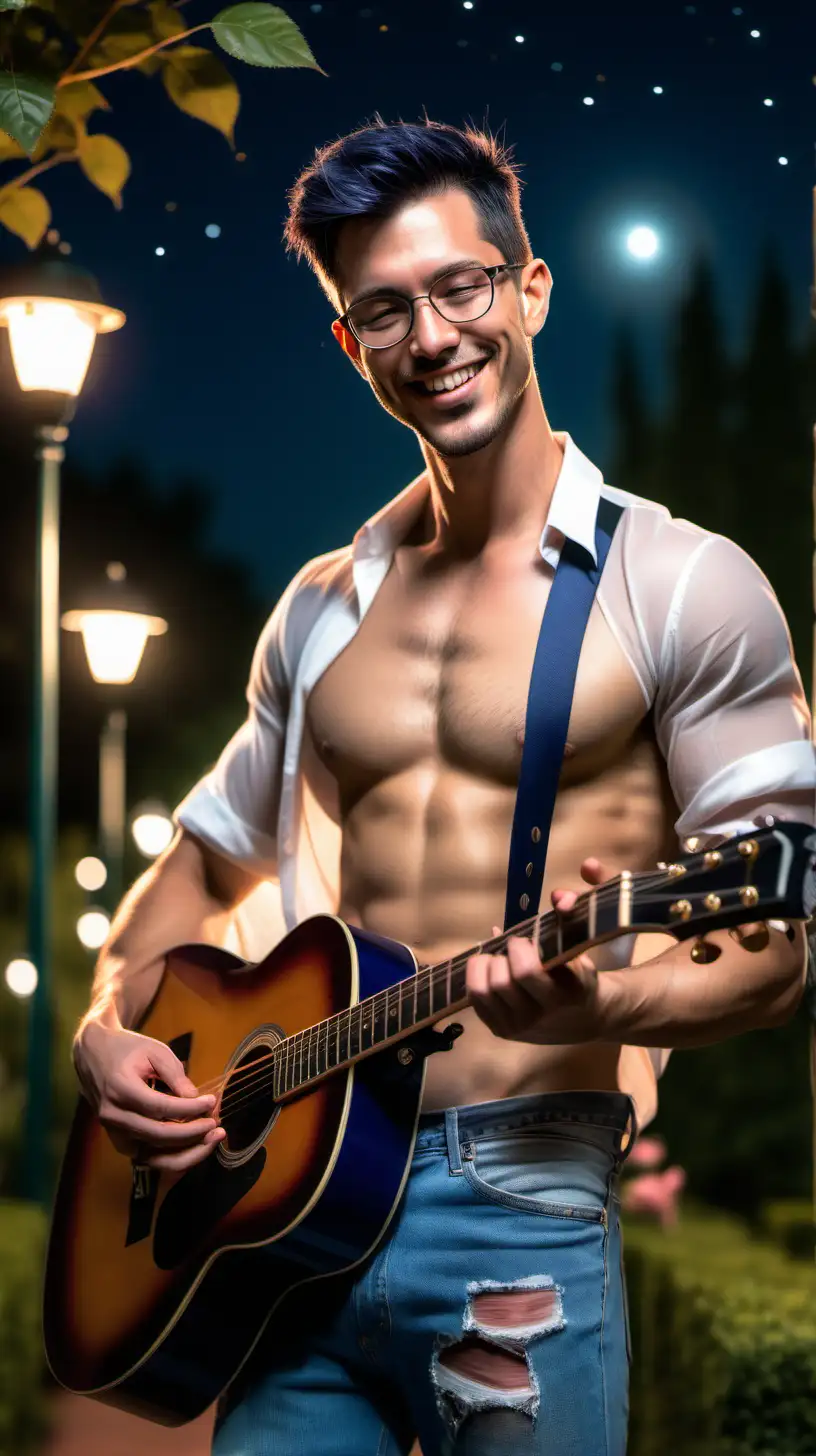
[175,433,816,1081]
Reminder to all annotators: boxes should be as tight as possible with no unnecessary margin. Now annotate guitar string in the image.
[200,871,665,1108]
[212,864,747,1119]
[211,870,711,1119]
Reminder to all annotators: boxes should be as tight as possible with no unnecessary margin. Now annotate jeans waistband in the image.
[414,1090,635,1158]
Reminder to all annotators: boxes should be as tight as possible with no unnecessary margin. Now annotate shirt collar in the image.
[352,430,603,588]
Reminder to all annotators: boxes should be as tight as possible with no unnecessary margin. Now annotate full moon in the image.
[626,226,660,261]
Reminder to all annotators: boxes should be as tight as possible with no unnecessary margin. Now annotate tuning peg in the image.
[690,938,719,964]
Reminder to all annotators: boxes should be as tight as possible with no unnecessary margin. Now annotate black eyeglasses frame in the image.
[336,262,527,349]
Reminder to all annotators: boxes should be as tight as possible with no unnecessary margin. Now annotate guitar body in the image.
[44,914,424,1425]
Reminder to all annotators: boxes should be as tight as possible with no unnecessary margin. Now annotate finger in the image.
[100,1107,218,1146]
[115,1076,216,1122]
[580,858,611,886]
[466,954,493,999]
[146,1128,226,1173]
[552,887,579,912]
[146,1042,209,1100]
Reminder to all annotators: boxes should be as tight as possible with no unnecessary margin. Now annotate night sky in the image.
[3,0,814,596]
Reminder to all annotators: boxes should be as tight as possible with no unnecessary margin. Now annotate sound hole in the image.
[220,1040,278,1156]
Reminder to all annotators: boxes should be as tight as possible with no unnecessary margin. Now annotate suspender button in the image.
[520,894,530,910]
[531,827,541,843]
[526,862,533,877]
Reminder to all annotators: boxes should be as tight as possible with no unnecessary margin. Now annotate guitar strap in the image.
[503,495,625,931]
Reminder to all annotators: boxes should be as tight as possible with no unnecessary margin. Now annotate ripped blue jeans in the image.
[213,1090,635,1456]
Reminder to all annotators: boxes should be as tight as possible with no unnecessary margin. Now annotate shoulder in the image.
[252,543,355,690]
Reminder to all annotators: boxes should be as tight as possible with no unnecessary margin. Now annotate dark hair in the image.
[283,116,533,307]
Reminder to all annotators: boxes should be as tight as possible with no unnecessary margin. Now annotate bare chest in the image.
[307,555,650,809]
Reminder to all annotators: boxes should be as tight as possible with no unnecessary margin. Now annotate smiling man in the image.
[73,119,814,1455]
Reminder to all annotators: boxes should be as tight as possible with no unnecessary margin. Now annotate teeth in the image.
[423,361,483,394]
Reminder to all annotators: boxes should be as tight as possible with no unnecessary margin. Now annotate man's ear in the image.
[331,319,367,377]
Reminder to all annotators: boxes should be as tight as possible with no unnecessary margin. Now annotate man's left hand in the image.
[466,858,614,1044]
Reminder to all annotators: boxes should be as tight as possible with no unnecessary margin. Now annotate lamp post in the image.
[0,244,125,1206]
[62,565,167,909]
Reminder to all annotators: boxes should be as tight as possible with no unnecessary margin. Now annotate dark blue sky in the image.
[3,0,814,595]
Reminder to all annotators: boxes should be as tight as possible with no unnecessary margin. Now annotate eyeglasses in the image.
[338,263,526,349]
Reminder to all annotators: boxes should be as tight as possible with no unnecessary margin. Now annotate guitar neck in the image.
[274,875,635,1099]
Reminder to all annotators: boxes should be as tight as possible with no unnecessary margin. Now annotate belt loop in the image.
[445,1108,463,1175]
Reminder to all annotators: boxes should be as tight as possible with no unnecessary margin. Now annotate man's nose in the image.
[408,298,460,358]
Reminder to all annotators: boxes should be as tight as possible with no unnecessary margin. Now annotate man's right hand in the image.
[73,1020,226,1172]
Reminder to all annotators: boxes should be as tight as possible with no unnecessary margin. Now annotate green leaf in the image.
[55,80,109,123]
[0,70,54,155]
[0,183,50,246]
[0,0,29,11]
[162,44,239,143]
[210,3,324,71]
[77,131,129,206]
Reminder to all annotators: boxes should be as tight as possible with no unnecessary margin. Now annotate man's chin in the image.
[413,412,507,458]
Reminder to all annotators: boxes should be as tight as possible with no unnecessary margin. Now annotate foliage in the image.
[625,1208,816,1455]
[0,1198,47,1455]
[611,251,816,1221]
[0,0,324,246]
[757,1198,815,1262]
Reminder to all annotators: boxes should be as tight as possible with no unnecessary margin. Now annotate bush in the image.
[625,1209,816,1455]
[757,1199,815,1262]
[0,1199,48,1456]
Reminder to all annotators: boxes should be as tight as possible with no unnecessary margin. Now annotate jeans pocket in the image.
[460,1129,609,1219]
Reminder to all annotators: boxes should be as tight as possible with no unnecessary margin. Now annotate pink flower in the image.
[627,1134,667,1170]
[623,1167,686,1228]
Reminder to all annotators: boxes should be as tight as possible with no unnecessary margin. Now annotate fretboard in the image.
[273,875,633,1099]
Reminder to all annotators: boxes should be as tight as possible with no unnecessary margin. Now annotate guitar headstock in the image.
[631,820,816,941]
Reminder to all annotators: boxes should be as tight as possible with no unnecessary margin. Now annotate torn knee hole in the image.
[471,1287,559,1331]
[439,1336,533,1393]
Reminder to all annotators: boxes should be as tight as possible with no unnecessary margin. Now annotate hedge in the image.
[0,1199,47,1456]
[757,1199,815,1262]
[625,1209,816,1456]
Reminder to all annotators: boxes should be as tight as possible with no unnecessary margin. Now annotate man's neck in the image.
[416,386,564,562]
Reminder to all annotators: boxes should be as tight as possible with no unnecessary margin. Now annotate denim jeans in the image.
[213,1089,634,1456]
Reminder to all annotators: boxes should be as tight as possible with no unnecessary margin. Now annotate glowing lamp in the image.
[0,250,124,399]
[77,909,111,950]
[61,608,167,684]
[131,803,175,858]
[5,958,38,997]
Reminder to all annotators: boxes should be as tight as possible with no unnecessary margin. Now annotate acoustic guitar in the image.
[44,821,816,1425]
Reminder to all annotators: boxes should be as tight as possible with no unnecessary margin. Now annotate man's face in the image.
[331,189,550,458]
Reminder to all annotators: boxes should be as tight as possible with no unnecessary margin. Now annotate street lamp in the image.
[62,565,167,908]
[0,243,125,1206]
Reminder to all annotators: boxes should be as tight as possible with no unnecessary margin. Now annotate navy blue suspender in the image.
[503,496,625,931]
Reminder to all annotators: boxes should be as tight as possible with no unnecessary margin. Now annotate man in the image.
[73,119,814,1455]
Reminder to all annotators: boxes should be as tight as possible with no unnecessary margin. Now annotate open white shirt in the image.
[175,433,816,1092]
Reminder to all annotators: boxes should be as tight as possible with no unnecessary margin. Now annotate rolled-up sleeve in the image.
[173,579,295,877]
[654,534,816,843]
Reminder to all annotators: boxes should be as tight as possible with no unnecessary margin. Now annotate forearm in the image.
[595,922,808,1049]
[78,831,253,1040]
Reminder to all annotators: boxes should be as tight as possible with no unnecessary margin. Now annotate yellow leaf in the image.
[78,133,130,207]
[0,185,51,248]
[31,112,76,161]
[55,81,110,124]
[149,0,186,40]
[0,131,25,161]
[163,45,239,145]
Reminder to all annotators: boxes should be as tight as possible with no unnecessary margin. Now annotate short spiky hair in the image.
[283,116,532,308]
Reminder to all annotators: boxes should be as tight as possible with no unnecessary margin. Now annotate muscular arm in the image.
[596,920,807,1048]
[77,828,262,1043]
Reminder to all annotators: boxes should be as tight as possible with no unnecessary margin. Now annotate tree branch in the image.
[57,24,209,85]
[61,0,131,81]
[0,148,78,199]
